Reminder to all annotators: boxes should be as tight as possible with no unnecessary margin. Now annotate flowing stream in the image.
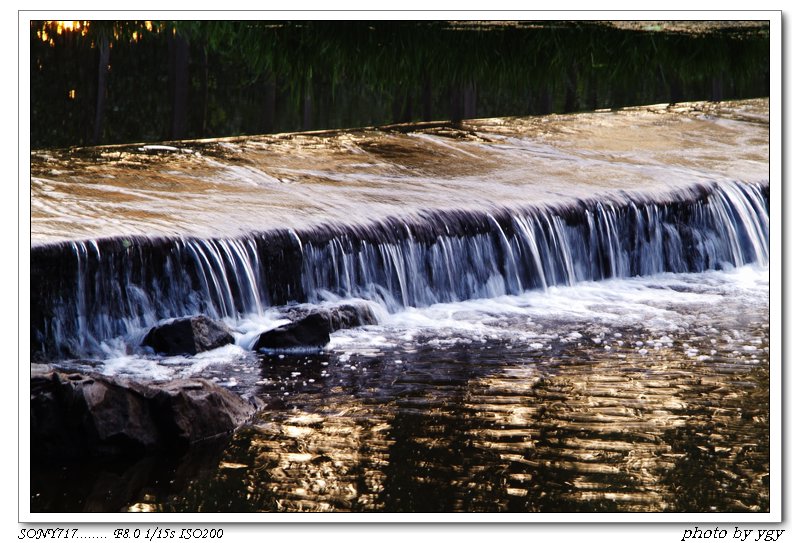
[29,99,770,513]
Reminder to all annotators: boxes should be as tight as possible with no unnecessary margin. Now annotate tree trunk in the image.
[392,90,413,124]
[200,46,209,137]
[450,84,464,123]
[711,72,724,102]
[669,74,684,104]
[536,86,553,115]
[318,81,330,129]
[463,81,477,120]
[392,93,402,123]
[563,62,579,113]
[422,73,432,121]
[401,93,413,123]
[262,74,276,133]
[169,34,190,140]
[91,35,110,145]
[302,82,313,131]
[587,69,598,111]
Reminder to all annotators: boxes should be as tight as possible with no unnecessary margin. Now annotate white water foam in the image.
[55,264,766,383]
[328,264,768,354]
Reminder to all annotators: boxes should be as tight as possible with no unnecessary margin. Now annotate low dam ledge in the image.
[31,99,768,247]
[29,99,769,361]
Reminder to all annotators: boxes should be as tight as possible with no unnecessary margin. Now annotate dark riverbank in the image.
[31,20,768,149]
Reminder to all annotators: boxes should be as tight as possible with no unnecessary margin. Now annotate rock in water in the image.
[254,313,331,351]
[254,302,379,351]
[142,315,233,355]
[30,371,260,459]
[281,301,379,331]
[308,302,379,332]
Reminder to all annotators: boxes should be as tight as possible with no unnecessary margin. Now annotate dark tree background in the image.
[30,20,769,149]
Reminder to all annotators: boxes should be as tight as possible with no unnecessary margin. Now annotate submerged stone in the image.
[142,315,233,355]
[255,302,379,352]
[30,370,260,459]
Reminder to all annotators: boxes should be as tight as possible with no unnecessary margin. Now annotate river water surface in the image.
[32,265,769,513]
[29,100,771,514]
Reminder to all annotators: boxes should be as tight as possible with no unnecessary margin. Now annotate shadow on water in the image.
[31,436,230,513]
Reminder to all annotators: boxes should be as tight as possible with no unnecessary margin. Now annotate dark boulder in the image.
[254,313,331,351]
[282,301,378,332]
[316,302,379,331]
[254,302,379,351]
[142,315,233,355]
[30,370,260,459]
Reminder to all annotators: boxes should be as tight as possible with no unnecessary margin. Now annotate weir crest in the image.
[31,179,769,359]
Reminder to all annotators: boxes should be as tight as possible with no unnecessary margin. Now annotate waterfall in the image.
[30,180,769,359]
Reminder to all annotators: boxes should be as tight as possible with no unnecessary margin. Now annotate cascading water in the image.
[30,179,768,359]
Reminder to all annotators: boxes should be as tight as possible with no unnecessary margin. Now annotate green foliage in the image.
[30,20,769,149]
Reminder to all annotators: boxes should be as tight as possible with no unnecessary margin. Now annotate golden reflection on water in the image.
[142,328,768,513]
